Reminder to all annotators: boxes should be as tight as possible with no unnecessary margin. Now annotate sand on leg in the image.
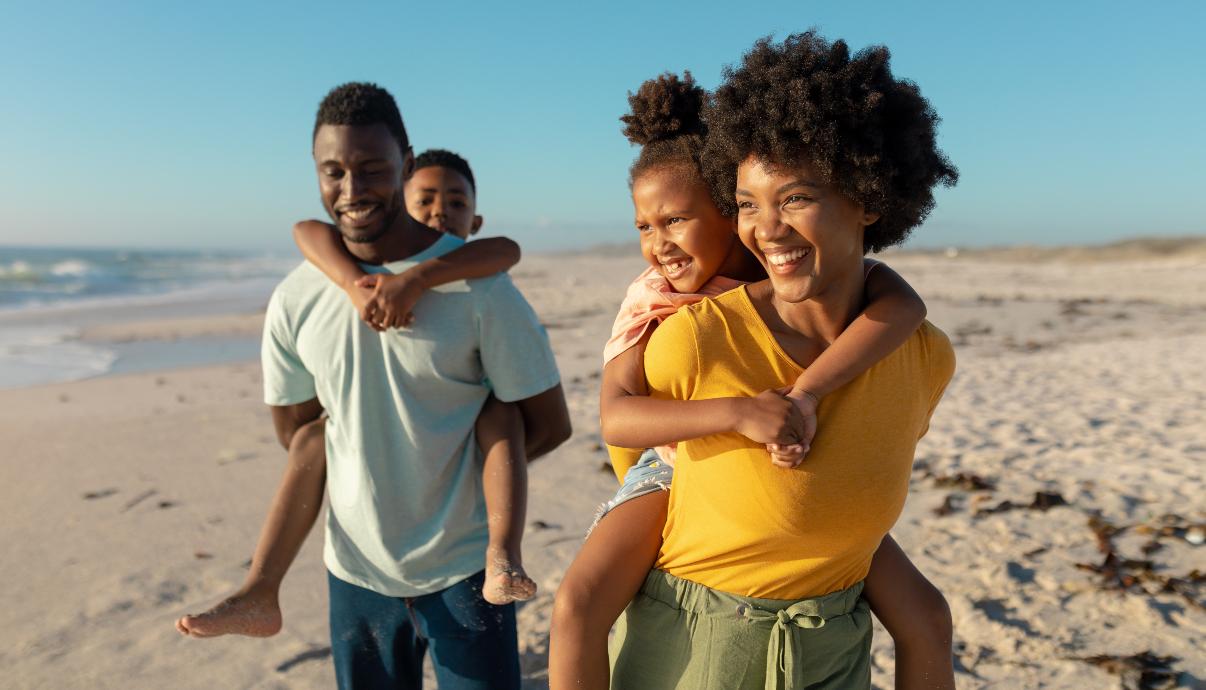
[548,489,668,690]
[476,395,537,605]
[176,417,327,638]
[863,535,956,690]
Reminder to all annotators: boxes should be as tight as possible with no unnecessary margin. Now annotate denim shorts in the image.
[589,448,674,534]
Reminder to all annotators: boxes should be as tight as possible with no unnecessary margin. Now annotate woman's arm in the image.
[292,219,521,329]
[774,260,927,465]
[599,330,805,454]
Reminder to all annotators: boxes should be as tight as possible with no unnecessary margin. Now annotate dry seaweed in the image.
[1076,651,1178,690]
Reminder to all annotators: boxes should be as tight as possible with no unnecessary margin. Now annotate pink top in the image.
[603,266,746,465]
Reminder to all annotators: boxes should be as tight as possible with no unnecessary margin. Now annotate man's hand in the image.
[354,272,425,331]
[731,390,808,453]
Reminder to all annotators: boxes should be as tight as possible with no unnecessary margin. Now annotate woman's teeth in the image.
[766,248,810,267]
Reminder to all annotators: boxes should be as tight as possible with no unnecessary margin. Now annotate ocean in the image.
[0,247,299,389]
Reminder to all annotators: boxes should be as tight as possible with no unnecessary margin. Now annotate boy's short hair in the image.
[414,149,476,194]
[705,31,958,252]
[313,82,409,153]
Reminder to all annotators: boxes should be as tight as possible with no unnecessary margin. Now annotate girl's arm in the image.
[292,220,521,330]
[599,328,806,476]
[774,259,927,464]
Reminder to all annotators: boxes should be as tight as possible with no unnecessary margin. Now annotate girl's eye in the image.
[784,194,812,205]
[736,201,754,210]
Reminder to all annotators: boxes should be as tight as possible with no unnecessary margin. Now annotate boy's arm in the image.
[292,219,521,330]
[292,220,379,327]
[775,259,926,465]
[599,327,806,456]
[356,237,521,329]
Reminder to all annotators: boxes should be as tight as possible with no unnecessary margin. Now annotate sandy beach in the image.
[1,241,1203,689]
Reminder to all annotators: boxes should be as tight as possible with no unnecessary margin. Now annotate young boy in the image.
[176,149,538,639]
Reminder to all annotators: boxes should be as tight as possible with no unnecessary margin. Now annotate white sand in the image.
[1,247,1203,689]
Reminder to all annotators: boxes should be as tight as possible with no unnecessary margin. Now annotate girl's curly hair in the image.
[620,72,735,215]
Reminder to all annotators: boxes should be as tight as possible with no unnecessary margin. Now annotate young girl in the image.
[176,156,536,639]
[547,73,955,689]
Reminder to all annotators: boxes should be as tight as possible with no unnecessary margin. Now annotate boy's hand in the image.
[764,386,819,468]
[354,272,424,330]
[345,283,386,332]
[731,390,808,450]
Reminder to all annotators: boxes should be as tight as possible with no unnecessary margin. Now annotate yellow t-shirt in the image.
[645,286,955,600]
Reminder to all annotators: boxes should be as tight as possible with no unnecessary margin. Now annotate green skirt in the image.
[610,570,871,690]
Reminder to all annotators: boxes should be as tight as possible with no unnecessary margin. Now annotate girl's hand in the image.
[764,386,819,468]
[731,390,808,450]
[354,272,425,330]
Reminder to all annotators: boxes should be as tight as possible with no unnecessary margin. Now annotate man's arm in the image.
[270,398,324,450]
[513,384,571,462]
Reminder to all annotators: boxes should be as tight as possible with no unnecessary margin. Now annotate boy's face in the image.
[404,166,482,239]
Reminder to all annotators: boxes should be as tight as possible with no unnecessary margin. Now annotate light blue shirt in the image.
[261,233,560,596]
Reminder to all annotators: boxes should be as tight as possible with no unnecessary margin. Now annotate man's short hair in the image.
[414,149,476,194]
[313,82,409,153]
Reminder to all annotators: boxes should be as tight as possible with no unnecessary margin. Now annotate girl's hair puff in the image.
[620,72,735,216]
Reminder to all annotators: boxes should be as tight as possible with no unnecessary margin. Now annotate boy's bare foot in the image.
[483,547,537,605]
[175,583,282,638]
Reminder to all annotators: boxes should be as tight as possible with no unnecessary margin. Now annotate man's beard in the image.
[338,193,403,244]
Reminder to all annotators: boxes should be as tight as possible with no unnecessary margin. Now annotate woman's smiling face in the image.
[734,155,877,304]
[632,166,738,294]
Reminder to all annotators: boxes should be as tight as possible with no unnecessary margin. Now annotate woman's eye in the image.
[785,194,812,205]
[736,201,754,210]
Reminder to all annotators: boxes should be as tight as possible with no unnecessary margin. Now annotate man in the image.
[263,82,570,689]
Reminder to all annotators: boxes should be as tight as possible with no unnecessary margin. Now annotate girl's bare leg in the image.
[477,396,537,605]
[175,418,327,638]
[548,490,668,690]
[864,535,956,690]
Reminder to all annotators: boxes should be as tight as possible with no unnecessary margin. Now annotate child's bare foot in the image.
[483,547,537,605]
[175,582,282,638]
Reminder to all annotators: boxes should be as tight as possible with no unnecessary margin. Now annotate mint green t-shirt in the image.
[261,233,560,596]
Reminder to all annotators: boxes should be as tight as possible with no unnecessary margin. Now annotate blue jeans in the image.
[328,570,520,690]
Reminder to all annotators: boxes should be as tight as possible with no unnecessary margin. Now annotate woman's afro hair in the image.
[704,31,958,252]
[620,72,734,215]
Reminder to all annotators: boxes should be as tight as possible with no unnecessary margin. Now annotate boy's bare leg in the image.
[548,490,668,690]
[863,535,956,690]
[477,396,537,605]
[176,418,327,638]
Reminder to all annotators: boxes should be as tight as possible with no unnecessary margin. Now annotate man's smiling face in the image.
[313,123,410,244]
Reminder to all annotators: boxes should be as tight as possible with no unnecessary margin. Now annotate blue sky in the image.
[1,0,1203,252]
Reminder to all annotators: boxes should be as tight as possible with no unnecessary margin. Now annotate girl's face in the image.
[632,166,740,293]
[735,155,877,304]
